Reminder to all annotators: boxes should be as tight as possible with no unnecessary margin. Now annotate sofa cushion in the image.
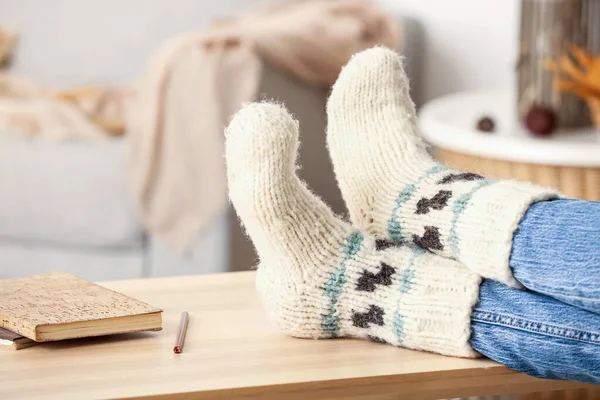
[0,133,143,248]
[0,241,144,280]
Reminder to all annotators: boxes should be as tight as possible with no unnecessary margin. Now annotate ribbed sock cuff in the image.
[454,180,560,287]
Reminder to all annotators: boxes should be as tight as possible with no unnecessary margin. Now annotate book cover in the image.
[0,272,162,342]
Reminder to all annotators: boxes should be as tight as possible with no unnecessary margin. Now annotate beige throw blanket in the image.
[0,27,125,139]
[127,0,401,250]
[1,0,401,250]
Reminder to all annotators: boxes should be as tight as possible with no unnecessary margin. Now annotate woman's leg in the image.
[471,279,600,384]
[510,199,600,314]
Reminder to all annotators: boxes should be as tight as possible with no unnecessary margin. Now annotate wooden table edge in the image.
[120,365,593,400]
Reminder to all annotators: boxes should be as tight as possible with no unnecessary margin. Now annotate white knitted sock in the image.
[226,102,481,358]
[327,47,559,288]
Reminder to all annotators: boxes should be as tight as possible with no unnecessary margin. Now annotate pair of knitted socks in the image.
[225,47,558,357]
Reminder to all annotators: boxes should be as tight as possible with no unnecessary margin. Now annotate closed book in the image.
[0,272,162,342]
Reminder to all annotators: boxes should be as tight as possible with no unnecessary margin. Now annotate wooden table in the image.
[1,272,593,400]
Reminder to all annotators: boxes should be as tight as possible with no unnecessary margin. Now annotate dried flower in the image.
[545,45,600,128]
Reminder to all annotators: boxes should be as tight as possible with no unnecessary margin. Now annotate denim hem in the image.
[472,310,600,344]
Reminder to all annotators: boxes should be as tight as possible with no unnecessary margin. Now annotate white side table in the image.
[419,90,600,200]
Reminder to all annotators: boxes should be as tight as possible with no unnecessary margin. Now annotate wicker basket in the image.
[436,148,600,201]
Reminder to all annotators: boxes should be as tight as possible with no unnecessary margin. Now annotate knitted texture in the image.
[326,47,560,288]
[226,102,481,358]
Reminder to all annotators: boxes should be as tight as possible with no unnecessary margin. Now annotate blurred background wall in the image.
[383,0,518,104]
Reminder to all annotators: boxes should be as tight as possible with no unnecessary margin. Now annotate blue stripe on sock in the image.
[322,231,364,337]
[449,179,494,258]
[393,247,425,344]
[387,165,447,241]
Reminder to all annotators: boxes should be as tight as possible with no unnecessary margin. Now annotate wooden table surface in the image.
[1,271,591,400]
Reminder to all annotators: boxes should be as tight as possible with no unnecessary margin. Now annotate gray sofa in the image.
[0,115,230,280]
[0,2,267,280]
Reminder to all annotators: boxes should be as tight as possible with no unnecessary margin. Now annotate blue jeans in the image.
[470,200,600,384]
